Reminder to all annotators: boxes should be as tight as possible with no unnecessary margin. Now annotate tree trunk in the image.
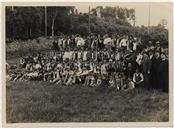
[29,28,31,37]
[51,10,57,38]
[27,27,29,38]
[51,19,55,37]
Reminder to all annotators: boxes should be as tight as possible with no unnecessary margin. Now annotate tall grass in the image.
[6,81,169,123]
[6,37,53,58]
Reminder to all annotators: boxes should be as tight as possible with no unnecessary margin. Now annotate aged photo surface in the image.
[5,2,170,123]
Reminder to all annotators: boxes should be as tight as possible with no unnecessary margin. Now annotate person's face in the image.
[128,63,132,68]
[161,54,166,60]
[149,51,153,56]
[155,52,160,58]
[143,53,147,57]
[157,43,160,47]
[136,70,139,73]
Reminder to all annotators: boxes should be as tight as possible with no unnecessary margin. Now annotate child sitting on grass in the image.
[125,77,135,90]
[108,75,115,88]
[115,73,124,91]
[96,75,102,87]
[89,75,96,87]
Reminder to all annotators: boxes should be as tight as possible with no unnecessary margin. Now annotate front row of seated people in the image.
[6,53,145,91]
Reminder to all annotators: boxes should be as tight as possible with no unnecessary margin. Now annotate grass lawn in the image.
[6,81,169,123]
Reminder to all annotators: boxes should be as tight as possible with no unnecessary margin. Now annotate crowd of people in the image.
[6,34,169,92]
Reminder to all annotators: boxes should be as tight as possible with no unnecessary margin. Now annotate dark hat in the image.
[161,52,167,57]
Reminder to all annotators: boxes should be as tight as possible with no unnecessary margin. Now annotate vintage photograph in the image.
[4,2,171,124]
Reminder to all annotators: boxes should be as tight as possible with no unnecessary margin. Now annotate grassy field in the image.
[6,44,169,123]
[6,81,169,123]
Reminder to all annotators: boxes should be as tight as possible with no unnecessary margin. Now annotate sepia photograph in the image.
[1,2,173,127]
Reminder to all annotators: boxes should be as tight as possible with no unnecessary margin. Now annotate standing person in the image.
[83,49,88,62]
[149,49,155,89]
[119,36,128,51]
[101,60,108,76]
[136,52,143,71]
[155,41,164,53]
[71,35,76,50]
[132,40,138,52]
[125,63,134,79]
[98,35,104,50]
[158,52,169,92]
[142,52,151,89]
[151,51,161,89]
[133,68,144,88]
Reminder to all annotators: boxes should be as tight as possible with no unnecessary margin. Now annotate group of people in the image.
[6,34,169,92]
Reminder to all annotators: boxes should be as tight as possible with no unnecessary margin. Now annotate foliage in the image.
[6,6,168,44]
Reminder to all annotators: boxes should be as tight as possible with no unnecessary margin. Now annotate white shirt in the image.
[77,37,85,46]
[63,51,70,60]
[58,39,62,46]
[69,51,74,60]
[150,55,153,60]
[83,51,87,61]
[35,64,42,70]
[115,53,121,61]
[101,64,107,74]
[133,42,137,51]
[78,52,82,60]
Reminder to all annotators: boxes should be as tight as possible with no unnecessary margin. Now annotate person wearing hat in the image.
[142,52,151,89]
[155,41,164,53]
[158,52,168,92]
[151,51,162,89]
[148,49,155,89]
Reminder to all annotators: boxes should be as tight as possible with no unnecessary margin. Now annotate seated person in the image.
[125,77,135,90]
[108,76,115,88]
[89,75,96,87]
[115,73,123,91]
[19,57,26,68]
[52,69,62,83]
[96,76,102,87]
[65,70,75,86]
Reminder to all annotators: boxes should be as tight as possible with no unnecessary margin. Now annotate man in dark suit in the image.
[150,51,161,89]
[142,52,151,89]
[158,52,169,92]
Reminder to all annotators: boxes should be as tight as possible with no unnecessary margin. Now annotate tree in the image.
[6,7,43,39]
[47,6,74,37]
[159,19,168,28]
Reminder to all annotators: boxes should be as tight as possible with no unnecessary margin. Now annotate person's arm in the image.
[131,81,135,88]
[140,73,144,82]
[133,74,136,83]
[147,58,151,74]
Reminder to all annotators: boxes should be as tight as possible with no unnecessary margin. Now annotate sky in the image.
[74,2,171,27]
